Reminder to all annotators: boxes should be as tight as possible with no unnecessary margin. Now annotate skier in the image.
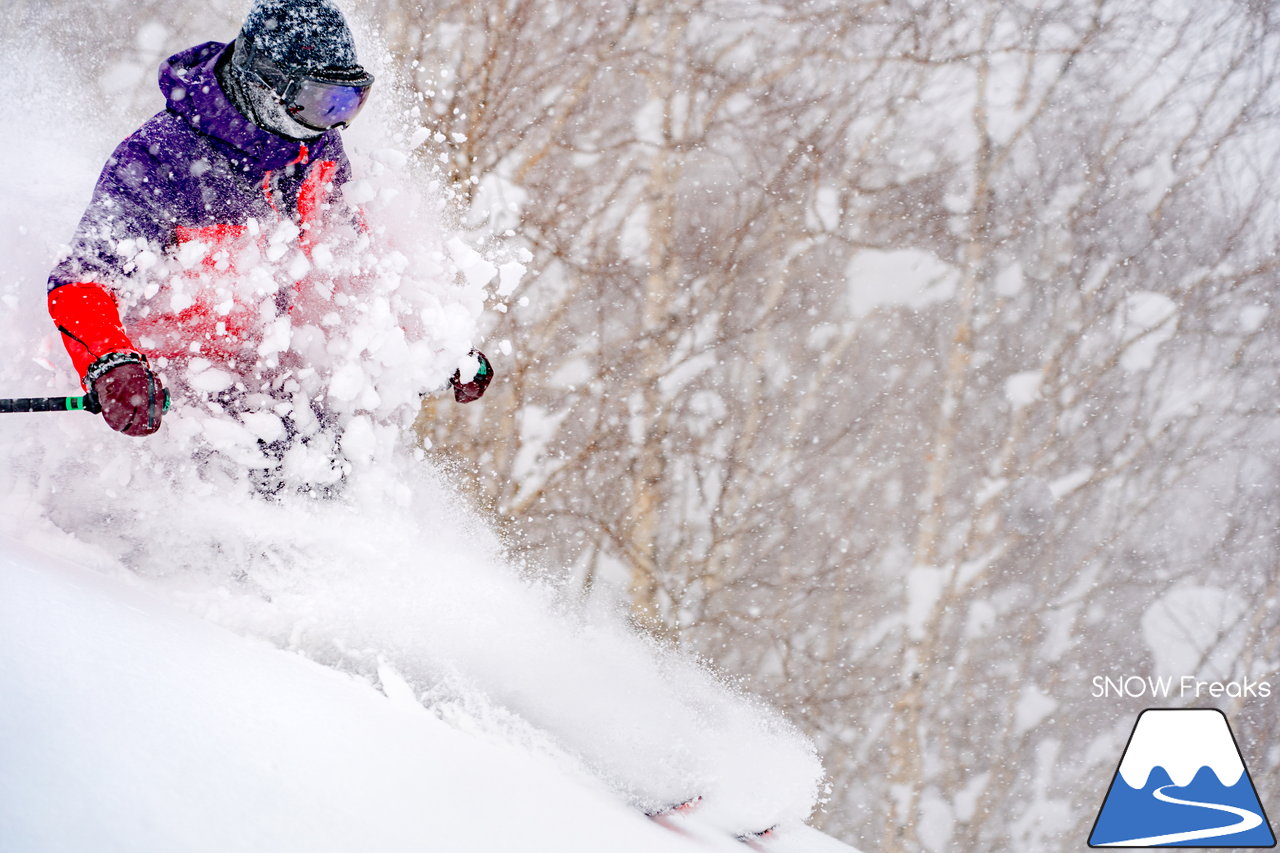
[46,0,491,440]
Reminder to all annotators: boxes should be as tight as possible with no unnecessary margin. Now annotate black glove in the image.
[84,352,168,437]
[450,350,493,404]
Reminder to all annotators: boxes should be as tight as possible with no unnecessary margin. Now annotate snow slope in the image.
[0,540,854,853]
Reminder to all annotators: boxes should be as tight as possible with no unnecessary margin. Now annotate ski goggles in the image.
[283,75,373,131]
[245,50,374,131]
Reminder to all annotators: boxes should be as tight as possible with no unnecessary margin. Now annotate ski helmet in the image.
[231,0,373,134]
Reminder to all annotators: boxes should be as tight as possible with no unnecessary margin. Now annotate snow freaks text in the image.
[1091,675,1273,700]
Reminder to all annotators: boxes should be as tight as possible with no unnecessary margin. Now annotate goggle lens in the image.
[286,78,373,131]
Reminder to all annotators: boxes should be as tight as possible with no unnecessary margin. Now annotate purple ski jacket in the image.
[48,41,354,379]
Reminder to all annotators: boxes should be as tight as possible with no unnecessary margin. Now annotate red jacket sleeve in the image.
[48,282,141,387]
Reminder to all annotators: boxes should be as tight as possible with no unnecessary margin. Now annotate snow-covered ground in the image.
[0,540,855,853]
[0,9,856,853]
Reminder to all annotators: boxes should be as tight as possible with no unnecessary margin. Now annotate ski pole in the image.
[0,390,172,415]
[0,394,101,414]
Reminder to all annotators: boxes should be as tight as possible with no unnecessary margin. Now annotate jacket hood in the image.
[158,41,335,169]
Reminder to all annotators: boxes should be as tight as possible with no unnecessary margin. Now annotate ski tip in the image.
[735,825,779,843]
[644,795,703,819]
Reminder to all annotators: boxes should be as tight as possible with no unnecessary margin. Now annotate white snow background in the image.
[0,8,848,852]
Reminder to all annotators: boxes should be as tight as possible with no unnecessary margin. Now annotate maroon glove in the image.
[84,352,168,437]
[450,350,493,404]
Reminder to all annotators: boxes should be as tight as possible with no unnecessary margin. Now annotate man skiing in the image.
[47,0,491,440]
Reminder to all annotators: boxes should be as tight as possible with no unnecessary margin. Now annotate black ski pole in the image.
[0,389,171,415]
[0,394,100,414]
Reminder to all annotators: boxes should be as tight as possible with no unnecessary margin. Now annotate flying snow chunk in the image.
[239,411,287,444]
[455,352,480,384]
[447,237,498,289]
[327,362,368,402]
[372,148,409,170]
[407,126,432,149]
[188,366,235,393]
[497,261,526,297]
[287,252,312,284]
[340,415,378,465]
[342,179,377,206]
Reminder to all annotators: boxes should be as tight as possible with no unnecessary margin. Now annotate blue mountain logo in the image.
[1090,708,1275,847]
